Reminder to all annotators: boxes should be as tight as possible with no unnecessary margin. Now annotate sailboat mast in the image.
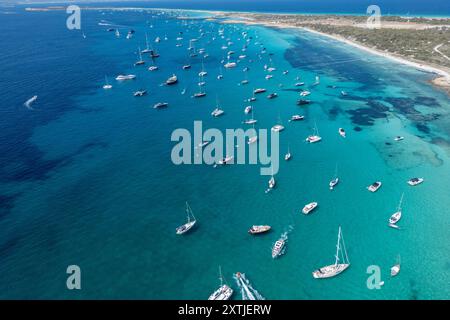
[219,266,224,286]
[334,227,342,266]
[398,193,404,211]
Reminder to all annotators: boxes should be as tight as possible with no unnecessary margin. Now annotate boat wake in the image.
[24,95,37,110]
[233,273,265,300]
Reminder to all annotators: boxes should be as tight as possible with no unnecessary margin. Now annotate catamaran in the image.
[175,202,197,235]
[306,122,322,143]
[389,193,404,227]
[390,255,401,277]
[208,266,233,300]
[312,226,350,279]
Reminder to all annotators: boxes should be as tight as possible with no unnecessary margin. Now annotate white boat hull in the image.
[312,264,349,279]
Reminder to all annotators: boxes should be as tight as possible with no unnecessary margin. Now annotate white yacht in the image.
[300,90,311,97]
[208,267,233,300]
[224,62,237,68]
[302,202,318,215]
[394,136,404,141]
[389,193,404,226]
[148,65,158,71]
[289,115,304,122]
[153,102,168,109]
[267,93,278,99]
[248,225,271,235]
[165,74,178,85]
[134,47,145,66]
[329,164,339,190]
[141,33,152,53]
[244,106,252,114]
[312,227,350,279]
[133,90,147,97]
[253,88,266,94]
[271,238,285,258]
[407,177,424,186]
[367,181,382,192]
[115,74,136,81]
[175,202,197,235]
[271,124,284,133]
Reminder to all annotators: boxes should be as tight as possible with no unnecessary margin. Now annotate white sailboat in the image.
[389,193,404,227]
[103,76,112,89]
[134,47,145,66]
[329,164,339,190]
[208,266,233,300]
[312,226,350,279]
[141,33,151,53]
[175,202,197,235]
[284,144,291,161]
[390,255,401,277]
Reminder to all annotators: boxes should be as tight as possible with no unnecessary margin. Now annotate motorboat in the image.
[248,225,271,235]
[367,181,382,192]
[289,115,304,122]
[302,202,318,215]
[166,74,178,85]
[267,93,278,99]
[133,90,147,97]
[271,124,284,133]
[339,128,346,138]
[253,88,266,94]
[153,102,169,109]
[115,74,136,81]
[271,239,285,258]
[407,177,424,186]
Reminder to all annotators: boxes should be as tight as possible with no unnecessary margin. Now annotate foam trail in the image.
[24,95,37,110]
[234,273,265,300]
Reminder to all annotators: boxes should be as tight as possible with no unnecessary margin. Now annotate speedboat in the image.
[407,177,424,186]
[265,74,273,80]
[115,74,136,81]
[244,106,252,114]
[271,239,285,258]
[248,225,271,235]
[267,93,278,99]
[300,90,311,97]
[271,125,284,133]
[339,128,346,138]
[394,136,404,141]
[289,115,304,122]
[103,84,112,90]
[367,181,382,192]
[148,65,158,71]
[153,102,169,109]
[243,119,257,125]
[165,74,178,85]
[305,135,322,143]
[211,108,225,117]
[253,88,266,94]
[302,202,318,215]
[182,64,191,70]
[133,90,147,97]
[268,176,276,189]
[329,178,339,190]
[199,71,208,77]
[218,156,233,165]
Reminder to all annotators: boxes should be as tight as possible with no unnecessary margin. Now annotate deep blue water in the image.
[0,6,450,299]
[8,0,450,16]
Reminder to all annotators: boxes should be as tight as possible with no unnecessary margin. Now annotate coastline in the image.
[213,14,450,94]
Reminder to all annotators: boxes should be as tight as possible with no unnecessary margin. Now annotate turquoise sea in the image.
[0,5,449,299]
